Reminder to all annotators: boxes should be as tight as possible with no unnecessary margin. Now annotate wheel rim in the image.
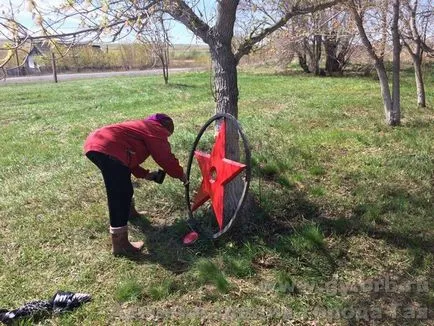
[184,113,251,239]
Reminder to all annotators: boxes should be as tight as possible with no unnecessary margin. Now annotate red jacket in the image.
[84,119,184,179]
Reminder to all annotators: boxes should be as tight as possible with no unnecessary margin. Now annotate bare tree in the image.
[137,12,172,84]
[164,0,343,215]
[401,0,434,108]
[272,5,356,76]
[347,0,401,126]
[323,7,356,75]
[286,13,325,75]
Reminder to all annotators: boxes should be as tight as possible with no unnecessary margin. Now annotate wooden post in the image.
[15,48,20,76]
[51,52,58,83]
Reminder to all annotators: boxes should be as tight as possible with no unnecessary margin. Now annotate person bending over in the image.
[84,113,186,255]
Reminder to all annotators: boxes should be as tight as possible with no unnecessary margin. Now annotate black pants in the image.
[86,151,133,228]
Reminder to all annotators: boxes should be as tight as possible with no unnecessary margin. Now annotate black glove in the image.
[151,169,166,184]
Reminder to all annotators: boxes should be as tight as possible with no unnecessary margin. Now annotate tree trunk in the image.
[297,53,310,73]
[210,45,238,119]
[375,61,393,123]
[51,52,58,83]
[159,48,169,85]
[349,1,399,126]
[314,34,322,75]
[166,0,246,220]
[162,61,168,84]
[324,36,343,76]
[15,48,20,76]
[413,55,426,108]
[209,41,243,220]
[304,38,315,73]
[404,0,427,108]
[161,15,170,85]
[390,0,401,126]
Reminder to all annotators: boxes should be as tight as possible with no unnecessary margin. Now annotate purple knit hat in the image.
[146,113,174,134]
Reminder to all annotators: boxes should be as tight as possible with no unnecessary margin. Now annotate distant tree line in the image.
[33,43,209,73]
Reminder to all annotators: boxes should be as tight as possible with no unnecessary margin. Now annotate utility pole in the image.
[14,47,20,76]
[51,52,58,83]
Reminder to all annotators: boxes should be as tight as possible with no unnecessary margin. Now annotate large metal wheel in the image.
[184,113,251,239]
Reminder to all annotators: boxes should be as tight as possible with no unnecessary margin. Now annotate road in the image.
[0,67,204,85]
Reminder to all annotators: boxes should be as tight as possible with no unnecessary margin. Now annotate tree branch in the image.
[23,0,159,42]
[164,0,210,43]
[420,39,434,56]
[347,0,380,63]
[234,0,342,63]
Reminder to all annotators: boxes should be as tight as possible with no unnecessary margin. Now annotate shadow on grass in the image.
[302,186,434,324]
[315,184,434,254]
[129,182,339,279]
[128,166,433,323]
[129,215,218,274]
[131,176,433,272]
[164,83,200,89]
[403,117,434,129]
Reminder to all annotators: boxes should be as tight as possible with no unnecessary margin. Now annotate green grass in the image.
[115,278,144,302]
[0,69,433,325]
[194,259,231,294]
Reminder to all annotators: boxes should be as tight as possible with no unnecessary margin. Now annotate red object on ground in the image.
[183,231,199,245]
[191,121,246,231]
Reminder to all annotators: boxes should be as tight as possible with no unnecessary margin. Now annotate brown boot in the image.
[110,226,144,255]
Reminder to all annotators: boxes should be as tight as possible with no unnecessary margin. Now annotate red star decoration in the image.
[191,121,246,231]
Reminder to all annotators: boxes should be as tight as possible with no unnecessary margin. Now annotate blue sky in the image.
[169,21,204,45]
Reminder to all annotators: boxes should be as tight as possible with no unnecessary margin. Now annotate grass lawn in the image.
[0,69,433,325]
